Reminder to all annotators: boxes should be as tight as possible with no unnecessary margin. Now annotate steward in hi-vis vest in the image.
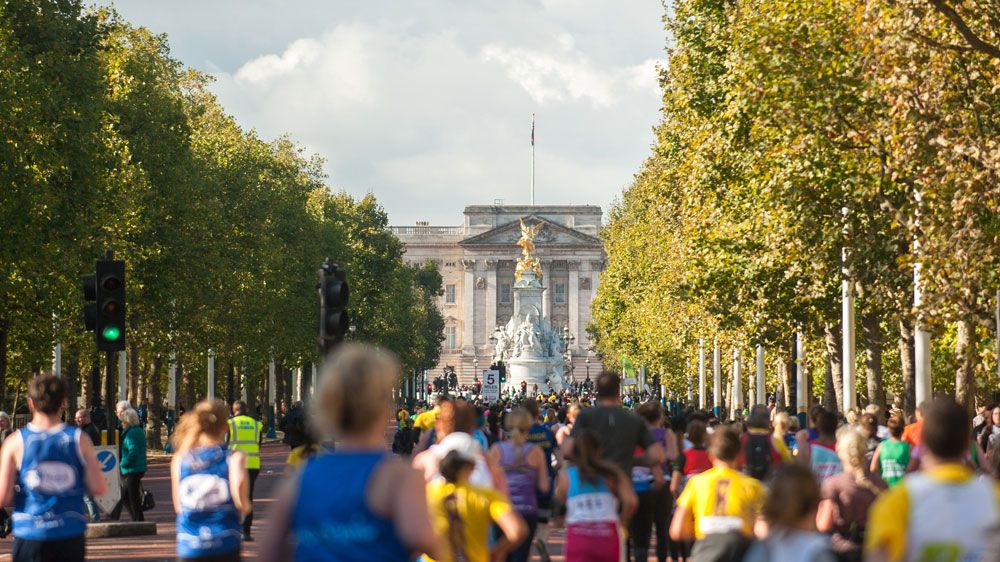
[228,401,263,541]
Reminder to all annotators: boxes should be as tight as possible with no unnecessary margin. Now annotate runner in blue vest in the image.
[0,374,106,562]
[260,344,438,561]
[171,399,251,562]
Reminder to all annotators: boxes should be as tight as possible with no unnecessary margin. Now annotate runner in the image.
[555,428,636,562]
[487,408,549,562]
[795,406,826,466]
[260,344,438,561]
[0,374,106,562]
[172,399,251,562]
[742,464,835,562]
[816,428,886,562]
[865,397,1000,562]
[807,411,842,483]
[741,405,782,481]
[670,425,765,562]
[425,447,527,562]
[869,413,911,487]
[631,401,676,562]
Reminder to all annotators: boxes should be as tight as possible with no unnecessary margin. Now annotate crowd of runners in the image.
[1,343,1000,561]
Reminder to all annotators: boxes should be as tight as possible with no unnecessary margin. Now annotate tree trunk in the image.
[956,317,978,415]
[66,348,80,414]
[784,339,796,409]
[276,361,287,411]
[148,356,163,449]
[128,316,139,405]
[823,324,844,412]
[861,311,885,408]
[898,319,916,419]
[225,361,235,405]
[776,357,787,409]
[282,365,292,408]
[181,363,194,411]
[300,362,311,401]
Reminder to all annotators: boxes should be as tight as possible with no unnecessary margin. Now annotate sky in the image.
[112,0,668,226]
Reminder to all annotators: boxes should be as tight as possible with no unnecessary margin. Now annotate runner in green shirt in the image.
[870,413,911,487]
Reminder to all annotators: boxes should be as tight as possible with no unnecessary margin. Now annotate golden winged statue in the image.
[515,218,544,281]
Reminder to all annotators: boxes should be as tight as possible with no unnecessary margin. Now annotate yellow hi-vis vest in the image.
[228,415,263,470]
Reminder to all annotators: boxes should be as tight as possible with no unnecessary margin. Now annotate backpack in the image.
[744,433,774,480]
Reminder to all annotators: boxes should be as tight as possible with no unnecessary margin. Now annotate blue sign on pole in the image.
[97,450,116,472]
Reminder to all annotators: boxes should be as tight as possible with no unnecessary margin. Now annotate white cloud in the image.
[114,1,667,225]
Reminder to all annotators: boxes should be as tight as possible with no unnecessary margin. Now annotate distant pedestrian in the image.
[164,401,176,438]
[171,399,251,562]
[0,412,13,443]
[74,409,102,522]
[0,374,107,562]
[260,344,438,561]
[227,400,262,541]
[137,399,149,429]
[110,408,147,522]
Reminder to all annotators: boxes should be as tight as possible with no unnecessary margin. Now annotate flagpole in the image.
[531,113,535,206]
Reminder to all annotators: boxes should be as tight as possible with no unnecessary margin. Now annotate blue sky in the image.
[112,0,667,225]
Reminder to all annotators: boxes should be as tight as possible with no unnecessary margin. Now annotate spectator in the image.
[137,398,149,429]
[0,375,106,562]
[866,397,1000,562]
[0,412,12,442]
[743,464,835,562]
[110,408,147,522]
[817,428,886,562]
[670,425,765,562]
[163,401,176,439]
[74,408,102,523]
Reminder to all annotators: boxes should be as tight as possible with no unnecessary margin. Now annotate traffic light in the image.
[318,259,349,355]
[493,362,507,383]
[82,258,126,352]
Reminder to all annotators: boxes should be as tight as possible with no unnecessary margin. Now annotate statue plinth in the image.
[490,224,571,394]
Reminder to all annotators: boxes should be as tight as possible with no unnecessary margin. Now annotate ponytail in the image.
[171,399,229,454]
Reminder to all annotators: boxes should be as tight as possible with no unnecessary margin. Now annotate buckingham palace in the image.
[392,204,607,385]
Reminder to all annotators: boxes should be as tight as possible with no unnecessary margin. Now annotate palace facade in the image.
[392,204,606,385]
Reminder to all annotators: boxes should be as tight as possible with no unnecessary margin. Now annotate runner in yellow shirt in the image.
[865,397,1000,562]
[670,425,765,562]
[425,444,526,562]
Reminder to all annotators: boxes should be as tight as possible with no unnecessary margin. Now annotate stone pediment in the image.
[459,216,601,248]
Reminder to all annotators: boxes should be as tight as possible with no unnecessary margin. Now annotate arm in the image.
[554,469,569,505]
[171,456,183,514]
[669,505,694,541]
[391,464,440,558]
[228,451,251,516]
[79,432,107,497]
[259,471,301,561]
[0,432,21,506]
[796,430,811,465]
[637,442,666,468]
[528,447,550,495]
[491,508,527,562]
[816,499,836,533]
[613,470,638,524]
[670,468,682,496]
[870,444,882,476]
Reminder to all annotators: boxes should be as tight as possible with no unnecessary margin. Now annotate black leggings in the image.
[243,468,259,534]
[630,486,672,562]
[111,471,145,522]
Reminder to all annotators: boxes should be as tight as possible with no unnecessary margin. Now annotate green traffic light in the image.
[101,326,121,341]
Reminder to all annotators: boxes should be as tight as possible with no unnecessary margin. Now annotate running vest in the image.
[565,466,619,525]
[903,472,998,561]
[498,442,538,515]
[14,424,87,540]
[810,442,842,483]
[292,451,409,561]
[176,446,241,558]
[878,440,911,487]
[228,415,262,470]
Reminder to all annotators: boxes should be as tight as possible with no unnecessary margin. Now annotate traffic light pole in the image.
[104,350,116,444]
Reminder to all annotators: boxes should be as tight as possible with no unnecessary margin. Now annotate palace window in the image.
[554,283,567,304]
[500,283,512,304]
[445,284,456,304]
[445,327,457,349]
